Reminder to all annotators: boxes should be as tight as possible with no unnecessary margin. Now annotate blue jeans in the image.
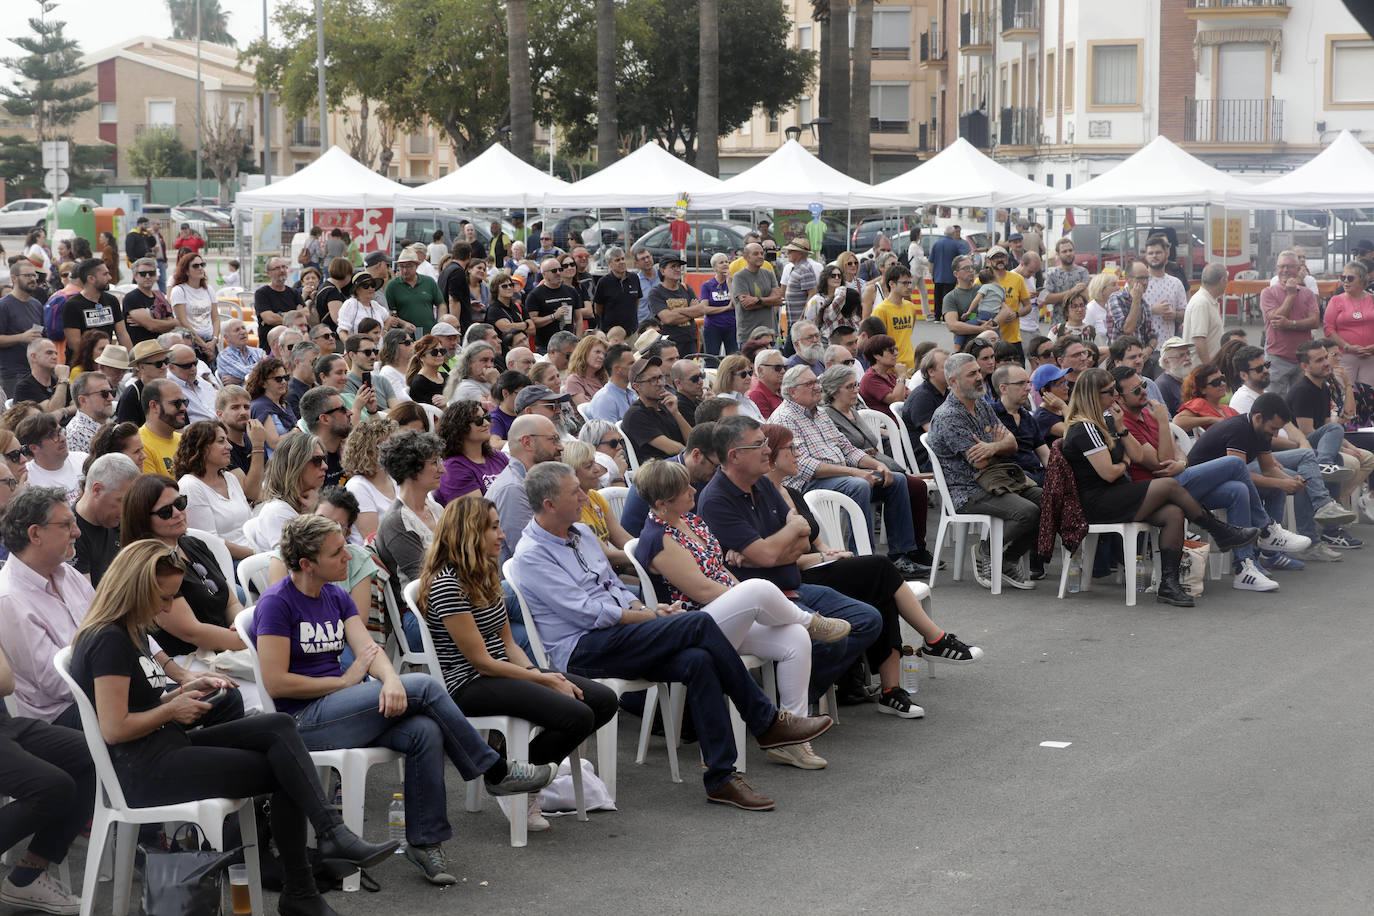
[1175,456,1270,565]
[339,609,426,670]
[794,584,882,703]
[293,674,499,846]
[566,613,777,792]
[802,474,917,555]
[702,325,739,358]
[1307,421,1346,465]
[501,581,534,658]
[1250,449,1331,539]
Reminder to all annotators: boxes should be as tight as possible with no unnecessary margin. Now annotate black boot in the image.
[278,864,342,916]
[1192,511,1259,551]
[1156,549,1195,607]
[316,822,398,869]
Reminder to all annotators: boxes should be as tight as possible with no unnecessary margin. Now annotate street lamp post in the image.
[316,0,328,151]
[195,0,203,200]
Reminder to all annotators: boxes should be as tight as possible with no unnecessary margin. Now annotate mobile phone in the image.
[361,371,372,387]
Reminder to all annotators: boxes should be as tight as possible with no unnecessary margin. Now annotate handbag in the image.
[974,461,1033,496]
[139,825,241,916]
[1178,538,1210,597]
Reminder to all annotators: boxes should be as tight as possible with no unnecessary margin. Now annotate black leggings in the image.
[451,671,619,766]
[119,713,334,869]
[0,716,95,864]
[1131,477,1204,552]
[802,555,904,672]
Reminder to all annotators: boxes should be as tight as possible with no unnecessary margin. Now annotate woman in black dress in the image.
[1061,368,1259,607]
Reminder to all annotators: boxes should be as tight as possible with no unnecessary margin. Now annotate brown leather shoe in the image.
[706,775,775,811]
[755,709,833,750]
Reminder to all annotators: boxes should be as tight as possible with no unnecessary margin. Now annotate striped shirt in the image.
[423,566,509,694]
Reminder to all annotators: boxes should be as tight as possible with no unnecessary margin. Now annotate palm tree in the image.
[596,0,619,166]
[848,0,873,180]
[696,0,720,175]
[506,0,534,163]
[823,0,849,173]
[166,0,236,47]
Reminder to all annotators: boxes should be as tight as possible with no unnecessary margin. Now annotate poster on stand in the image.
[309,208,395,255]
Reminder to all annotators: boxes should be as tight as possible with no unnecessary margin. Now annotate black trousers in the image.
[801,555,904,672]
[121,713,333,869]
[0,715,95,864]
[452,671,618,766]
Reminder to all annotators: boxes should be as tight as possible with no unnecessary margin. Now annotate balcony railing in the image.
[870,117,910,134]
[1186,0,1287,7]
[998,106,1040,146]
[959,12,995,50]
[291,123,320,146]
[1001,0,1039,33]
[134,123,177,137]
[1183,98,1283,143]
[959,109,991,148]
[919,29,945,63]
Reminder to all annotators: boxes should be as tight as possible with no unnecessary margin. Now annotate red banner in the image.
[310,208,394,254]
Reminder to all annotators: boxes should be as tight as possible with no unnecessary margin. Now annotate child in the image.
[964,267,1012,330]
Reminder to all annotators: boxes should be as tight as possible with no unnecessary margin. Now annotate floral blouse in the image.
[644,509,731,609]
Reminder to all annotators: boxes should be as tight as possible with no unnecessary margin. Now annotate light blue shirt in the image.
[487,458,531,565]
[217,345,265,384]
[1144,376,1164,407]
[636,270,658,324]
[585,381,637,422]
[512,520,636,671]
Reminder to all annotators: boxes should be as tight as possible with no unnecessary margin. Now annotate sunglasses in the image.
[599,437,623,449]
[1099,387,1118,397]
[1247,361,1271,372]
[314,331,336,340]
[268,374,289,383]
[136,270,157,277]
[321,404,349,417]
[2,449,22,464]
[164,397,189,409]
[1341,275,1360,282]
[561,262,575,269]
[359,348,377,357]
[1123,383,1146,395]
[429,348,450,358]
[189,262,205,268]
[498,281,514,288]
[473,415,492,426]
[187,559,219,596]
[1205,377,1226,388]
[685,374,703,383]
[151,494,189,519]
[89,388,115,399]
[309,455,329,468]
[171,360,196,369]
[143,359,169,369]
[735,369,754,379]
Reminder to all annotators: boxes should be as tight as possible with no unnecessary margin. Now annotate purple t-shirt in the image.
[437,450,511,504]
[252,577,356,714]
[489,407,516,441]
[701,277,735,330]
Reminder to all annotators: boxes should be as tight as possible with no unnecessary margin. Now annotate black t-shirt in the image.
[621,401,683,462]
[254,285,304,328]
[647,283,699,356]
[523,283,581,351]
[484,301,525,330]
[324,445,344,489]
[0,293,44,377]
[227,431,253,474]
[122,288,172,345]
[313,283,347,331]
[1287,375,1331,428]
[594,272,643,336]
[71,624,184,766]
[62,291,123,337]
[73,511,119,587]
[439,262,470,314]
[14,373,58,405]
[1188,413,1269,466]
[409,373,447,406]
[153,535,231,658]
[115,380,145,425]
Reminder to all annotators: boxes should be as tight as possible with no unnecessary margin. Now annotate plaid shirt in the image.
[1105,288,1143,343]
[1042,264,1090,326]
[217,345,265,384]
[768,397,867,490]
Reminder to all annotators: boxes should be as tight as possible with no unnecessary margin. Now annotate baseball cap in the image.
[430,321,460,337]
[661,255,686,268]
[1031,364,1070,391]
[363,251,389,267]
[986,245,1009,259]
[514,385,570,413]
[1007,232,1024,242]
[630,355,663,381]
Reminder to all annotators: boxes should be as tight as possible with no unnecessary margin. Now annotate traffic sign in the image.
[41,141,69,170]
[44,168,69,196]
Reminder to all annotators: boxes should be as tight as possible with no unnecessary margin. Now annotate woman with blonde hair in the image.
[563,336,608,406]
[341,416,398,539]
[1061,367,1256,607]
[69,541,396,915]
[1084,271,1119,340]
[419,496,617,832]
[562,439,636,573]
[243,431,327,551]
[711,353,764,421]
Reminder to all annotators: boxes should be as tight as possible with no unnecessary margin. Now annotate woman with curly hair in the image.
[1174,363,1236,434]
[342,416,398,540]
[406,334,449,408]
[0,402,40,435]
[435,399,508,504]
[174,420,254,559]
[375,430,445,588]
[82,421,146,477]
[245,356,295,447]
[68,329,110,382]
[242,431,327,552]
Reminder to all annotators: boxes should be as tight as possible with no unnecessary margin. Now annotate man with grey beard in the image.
[784,320,826,375]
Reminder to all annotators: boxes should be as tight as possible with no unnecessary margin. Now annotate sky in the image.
[1,0,281,66]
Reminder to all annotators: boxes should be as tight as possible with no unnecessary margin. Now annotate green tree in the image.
[127,127,192,199]
[0,0,96,144]
[167,0,237,46]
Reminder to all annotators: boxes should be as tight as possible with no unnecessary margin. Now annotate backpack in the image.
[43,291,68,341]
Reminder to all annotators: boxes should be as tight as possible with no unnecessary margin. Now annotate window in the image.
[147,100,174,126]
[1064,47,1075,110]
[1327,37,1374,107]
[1046,51,1056,113]
[740,119,751,136]
[870,83,910,132]
[228,101,245,127]
[797,24,812,52]
[1090,43,1139,108]
[767,113,779,133]
[98,102,116,123]
[799,96,812,126]
[873,8,912,57]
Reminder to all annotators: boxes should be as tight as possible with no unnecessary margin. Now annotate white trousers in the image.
[698,578,813,716]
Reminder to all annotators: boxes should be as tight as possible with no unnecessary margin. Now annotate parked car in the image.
[172,206,232,228]
[391,211,492,258]
[632,222,754,269]
[1074,226,1206,279]
[177,196,222,208]
[0,199,51,232]
[851,214,914,253]
[583,214,671,253]
[543,212,598,252]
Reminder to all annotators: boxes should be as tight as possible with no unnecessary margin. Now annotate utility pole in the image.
[195,0,203,199]
[262,0,272,183]
[315,0,328,151]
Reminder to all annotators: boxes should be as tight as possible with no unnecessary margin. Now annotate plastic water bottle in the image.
[899,648,920,695]
[1067,554,1082,593]
[387,794,406,853]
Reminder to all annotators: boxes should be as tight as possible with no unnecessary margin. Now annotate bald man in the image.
[217,319,265,386]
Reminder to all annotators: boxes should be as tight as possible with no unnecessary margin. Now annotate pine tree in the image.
[0,0,96,143]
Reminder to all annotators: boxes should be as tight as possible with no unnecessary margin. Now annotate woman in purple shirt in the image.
[700,253,737,356]
[436,399,509,504]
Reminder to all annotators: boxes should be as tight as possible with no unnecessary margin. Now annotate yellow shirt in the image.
[997,271,1030,344]
[728,256,777,280]
[872,297,918,368]
[581,489,611,542]
[140,425,181,476]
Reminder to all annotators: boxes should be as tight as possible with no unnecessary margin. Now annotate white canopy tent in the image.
[395,144,571,209]
[1225,130,1374,209]
[692,139,873,209]
[849,138,1049,208]
[541,143,723,209]
[234,146,410,209]
[1052,135,1252,207]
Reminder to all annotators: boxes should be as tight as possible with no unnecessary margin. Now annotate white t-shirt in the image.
[243,499,299,552]
[1268,274,1321,295]
[169,283,218,339]
[27,453,84,504]
[378,365,411,403]
[417,261,439,280]
[337,297,390,335]
[345,475,396,519]
[179,472,252,544]
[1084,301,1109,340]
[1018,272,1040,335]
[1229,384,1260,416]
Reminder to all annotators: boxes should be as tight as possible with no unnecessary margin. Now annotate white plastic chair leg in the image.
[989,521,1004,595]
[78,811,111,916]
[111,821,138,916]
[952,522,967,580]
[595,719,618,803]
[569,746,588,822]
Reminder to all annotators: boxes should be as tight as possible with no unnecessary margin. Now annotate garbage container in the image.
[46,198,95,243]
[94,207,126,247]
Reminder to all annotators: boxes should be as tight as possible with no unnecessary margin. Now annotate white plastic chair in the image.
[921,432,1006,594]
[576,402,593,421]
[419,402,444,430]
[52,647,265,916]
[1056,524,1159,607]
[598,486,630,523]
[187,528,234,582]
[1169,422,1194,457]
[503,558,677,801]
[232,609,404,876]
[236,552,275,605]
[617,422,641,473]
[396,581,586,846]
[858,408,914,473]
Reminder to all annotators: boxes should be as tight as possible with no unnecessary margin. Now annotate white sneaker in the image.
[1314,501,1358,526]
[0,872,79,916]
[527,793,550,832]
[1304,543,1344,562]
[1233,558,1279,592]
[1258,522,1311,553]
[764,741,828,769]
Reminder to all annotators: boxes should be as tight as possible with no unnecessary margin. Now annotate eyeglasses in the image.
[151,494,189,519]
[187,559,219,596]
[309,455,329,468]
[635,374,665,386]
[761,364,785,372]
[89,388,115,399]
[1205,377,1226,388]
[1122,383,1146,395]
[1247,361,1271,372]
[498,281,514,288]
[2,449,21,464]
[136,270,157,277]
[732,441,768,452]
[0,478,17,489]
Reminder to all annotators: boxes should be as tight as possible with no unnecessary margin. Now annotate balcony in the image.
[919,29,946,68]
[870,117,910,134]
[134,123,177,137]
[1183,97,1283,143]
[1184,0,1290,18]
[291,123,320,147]
[959,109,991,148]
[998,107,1039,147]
[959,12,994,54]
[918,120,939,152]
[406,134,434,155]
[1001,0,1040,39]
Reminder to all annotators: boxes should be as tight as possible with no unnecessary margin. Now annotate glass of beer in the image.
[227,863,251,914]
